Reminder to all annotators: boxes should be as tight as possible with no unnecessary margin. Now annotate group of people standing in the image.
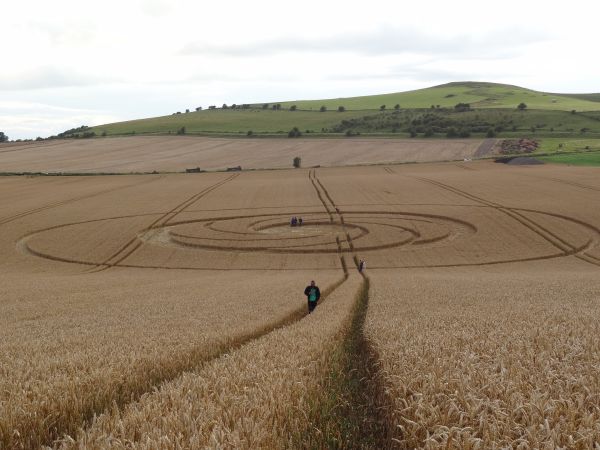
[290,216,303,226]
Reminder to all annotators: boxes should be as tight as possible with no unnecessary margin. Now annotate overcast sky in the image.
[2,0,600,140]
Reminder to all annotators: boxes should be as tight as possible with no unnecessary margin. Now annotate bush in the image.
[345,129,360,137]
[177,127,186,135]
[247,130,253,136]
[288,127,302,138]
[380,105,386,111]
[319,106,327,112]
[394,104,400,110]
[293,156,301,168]
[454,103,471,112]
[486,128,496,138]
[424,128,434,137]
[338,106,345,112]
[262,103,270,110]
[518,102,527,111]
[290,105,297,111]
[446,127,458,138]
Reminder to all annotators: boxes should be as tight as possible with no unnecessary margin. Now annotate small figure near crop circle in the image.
[358,259,366,273]
[304,280,321,314]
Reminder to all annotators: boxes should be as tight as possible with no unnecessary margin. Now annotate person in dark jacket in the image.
[304,280,321,314]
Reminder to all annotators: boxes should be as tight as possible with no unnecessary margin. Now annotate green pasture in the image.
[536,138,600,153]
[538,151,600,166]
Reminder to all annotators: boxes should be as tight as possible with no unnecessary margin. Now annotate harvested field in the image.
[1,159,600,448]
[0,136,483,173]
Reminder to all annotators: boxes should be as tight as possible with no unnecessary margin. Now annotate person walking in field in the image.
[304,280,321,314]
[358,259,366,273]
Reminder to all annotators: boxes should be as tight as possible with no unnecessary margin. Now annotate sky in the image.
[2,0,600,140]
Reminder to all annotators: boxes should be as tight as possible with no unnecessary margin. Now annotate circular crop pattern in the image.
[17,205,600,271]
[138,211,475,254]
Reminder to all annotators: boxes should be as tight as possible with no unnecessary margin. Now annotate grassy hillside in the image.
[277,82,600,112]
[91,109,370,136]
[85,82,600,139]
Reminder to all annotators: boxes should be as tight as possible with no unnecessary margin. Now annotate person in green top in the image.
[304,280,321,314]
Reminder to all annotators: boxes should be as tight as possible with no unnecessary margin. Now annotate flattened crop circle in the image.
[139,211,475,254]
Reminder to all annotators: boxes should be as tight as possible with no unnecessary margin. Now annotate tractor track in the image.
[309,169,334,223]
[535,175,600,193]
[415,176,600,268]
[30,272,349,448]
[311,171,394,448]
[86,173,240,273]
[0,175,162,227]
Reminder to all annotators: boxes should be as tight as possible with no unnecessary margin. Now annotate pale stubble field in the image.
[1,160,599,449]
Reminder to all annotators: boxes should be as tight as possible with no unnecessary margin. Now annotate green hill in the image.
[277,82,600,112]
[85,82,600,139]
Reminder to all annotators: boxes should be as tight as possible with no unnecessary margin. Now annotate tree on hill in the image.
[338,106,345,112]
[290,105,297,111]
[319,105,327,112]
[262,103,270,109]
[195,106,202,111]
[380,105,386,111]
[518,102,527,111]
[394,104,400,110]
[0,132,8,142]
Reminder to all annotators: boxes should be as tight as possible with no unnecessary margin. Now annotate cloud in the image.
[139,0,174,17]
[0,101,118,139]
[180,26,549,59]
[0,67,117,91]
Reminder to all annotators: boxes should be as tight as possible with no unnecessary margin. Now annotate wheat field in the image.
[0,136,483,173]
[1,159,599,448]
